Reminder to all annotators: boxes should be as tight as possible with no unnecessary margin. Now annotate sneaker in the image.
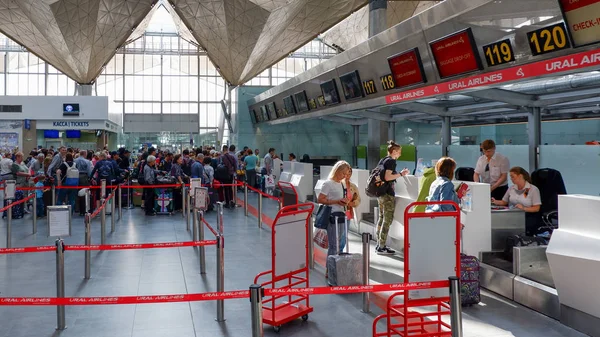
[376,246,396,255]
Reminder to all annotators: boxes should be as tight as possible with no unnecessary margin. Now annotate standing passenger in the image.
[375,141,409,255]
[426,157,460,212]
[473,139,510,200]
[143,155,158,216]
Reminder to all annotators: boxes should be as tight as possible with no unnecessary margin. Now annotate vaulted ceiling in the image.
[0,0,436,86]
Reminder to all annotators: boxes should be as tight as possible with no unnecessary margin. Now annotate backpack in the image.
[64,162,79,186]
[97,160,113,183]
[366,158,392,198]
[182,158,192,176]
[137,160,147,184]
[215,162,229,182]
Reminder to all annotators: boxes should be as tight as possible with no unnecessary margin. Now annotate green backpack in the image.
[413,167,436,213]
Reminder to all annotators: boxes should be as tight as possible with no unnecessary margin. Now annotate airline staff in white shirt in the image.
[474,139,510,200]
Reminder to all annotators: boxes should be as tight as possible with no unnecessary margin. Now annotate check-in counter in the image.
[279,161,294,183]
[490,208,525,251]
[290,162,313,202]
[546,195,600,336]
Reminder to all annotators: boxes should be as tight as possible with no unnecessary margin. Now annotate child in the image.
[34,176,45,218]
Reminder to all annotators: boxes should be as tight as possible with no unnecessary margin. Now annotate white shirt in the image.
[502,182,542,208]
[320,179,345,213]
[474,153,509,186]
[0,158,13,175]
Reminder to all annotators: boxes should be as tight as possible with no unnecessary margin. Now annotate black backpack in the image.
[182,158,193,176]
[365,164,388,198]
[96,160,114,183]
[215,162,229,182]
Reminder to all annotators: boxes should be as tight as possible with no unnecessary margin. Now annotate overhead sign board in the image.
[385,47,600,104]
[387,48,427,88]
[429,28,483,79]
[527,22,571,56]
[558,0,600,47]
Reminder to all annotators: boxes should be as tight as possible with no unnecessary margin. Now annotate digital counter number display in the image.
[380,74,396,91]
[362,80,377,95]
[430,28,483,79]
[482,39,515,67]
[527,22,571,56]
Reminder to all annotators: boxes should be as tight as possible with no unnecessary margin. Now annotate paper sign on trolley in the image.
[190,178,202,196]
[4,180,15,200]
[47,205,72,238]
[194,187,208,211]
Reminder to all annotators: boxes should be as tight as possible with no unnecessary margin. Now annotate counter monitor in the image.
[430,28,483,78]
[320,80,340,105]
[527,22,571,56]
[294,91,310,112]
[339,70,364,100]
[283,95,296,115]
[260,105,269,121]
[558,0,600,47]
[387,48,427,88]
[482,39,515,67]
[266,102,278,120]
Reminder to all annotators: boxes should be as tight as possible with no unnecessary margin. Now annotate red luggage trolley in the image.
[373,201,461,337]
[254,203,315,333]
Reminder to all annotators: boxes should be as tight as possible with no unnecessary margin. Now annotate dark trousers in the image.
[491,185,509,200]
[173,187,182,211]
[246,169,256,189]
[223,176,233,205]
[144,188,155,214]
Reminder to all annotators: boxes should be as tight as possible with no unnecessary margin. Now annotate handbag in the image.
[314,204,331,229]
[313,229,328,249]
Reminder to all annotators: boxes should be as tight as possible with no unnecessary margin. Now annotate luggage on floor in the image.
[460,253,480,306]
[207,187,218,210]
[326,217,363,286]
[154,188,173,214]
[3,190,24,219]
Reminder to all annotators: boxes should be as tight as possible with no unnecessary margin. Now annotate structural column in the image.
[528,107,541,171]
[76,84,93,96]
[367,0,388,169]
[353,124,360,167]
[387,121,396,141]
[441,116,452,157]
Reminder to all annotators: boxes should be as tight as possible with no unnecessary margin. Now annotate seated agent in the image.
[492,166,542,235]
[473,139,510,200]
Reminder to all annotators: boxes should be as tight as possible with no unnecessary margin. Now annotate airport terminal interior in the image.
[1,0,600,336]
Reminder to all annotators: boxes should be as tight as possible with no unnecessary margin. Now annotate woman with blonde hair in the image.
[317,160,352,275]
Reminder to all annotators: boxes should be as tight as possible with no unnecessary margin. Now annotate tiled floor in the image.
[0,192,590,337]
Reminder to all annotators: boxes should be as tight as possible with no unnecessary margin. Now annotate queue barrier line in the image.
[7,182,243,192]
[0,280,449,306]
[246,184,280,202]
[0,240,218,255]
[89,187,117,219]
[0,193,36,213]
[201,218,218,237]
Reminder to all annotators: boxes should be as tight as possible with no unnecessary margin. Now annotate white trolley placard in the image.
[194,187,208,211]
[4,180,16,200]
[190,178,202,195]
[47,205,72,237]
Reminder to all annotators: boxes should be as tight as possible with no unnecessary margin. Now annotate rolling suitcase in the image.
[326,216,363,286]
[154,188,173,214]
[460,253,480,306]
[3,190,24,219]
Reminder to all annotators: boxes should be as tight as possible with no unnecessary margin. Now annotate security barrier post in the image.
[111,192,116,232]
[244,183,248,216]
[216,234,225,322]
[32,195,37,234]
[181,182,186,218]
[118,184,122,221]
[199,211,206,274]
[192,209,198,242]
[308,217,314,269]
[250,284,264,337]
[55,239,66,330]
[84,213,91,280]
[257,193,262,229]
[101,180,106,244]
[6,202,12,248]
[361,232,371,313]
[186,189,191,231]
[217,202,224,234]
[449,276,464,337]
[52,185,56,206]
[85,189,90,216]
